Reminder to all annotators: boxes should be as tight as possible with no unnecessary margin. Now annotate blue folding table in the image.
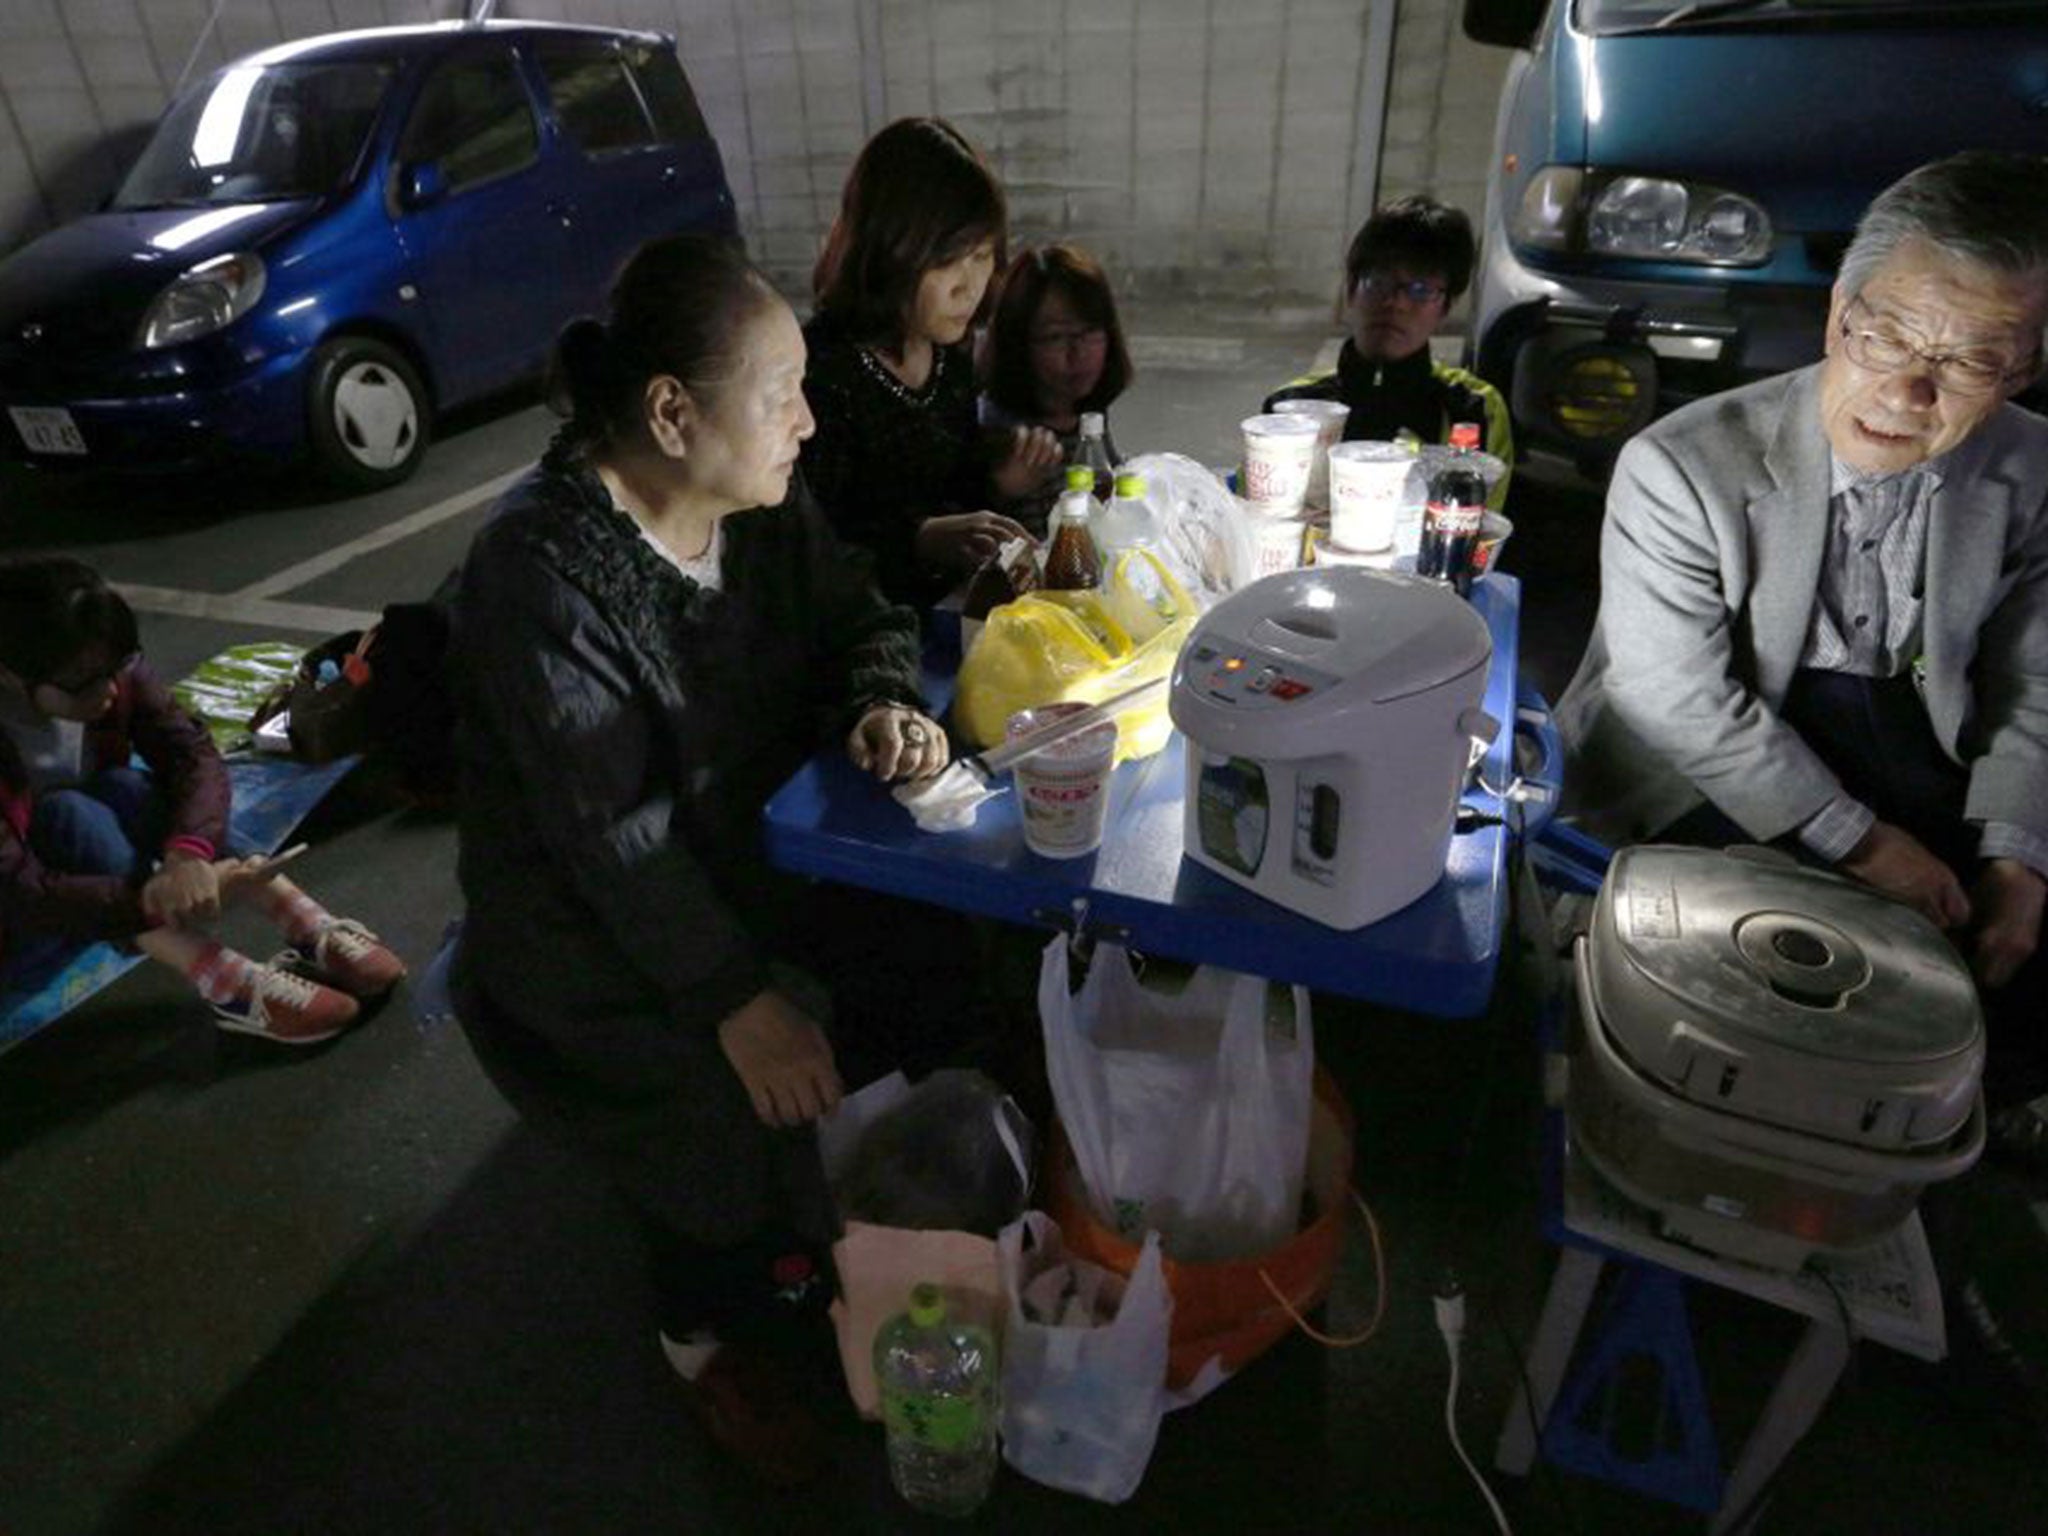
[763,574,1533,1018]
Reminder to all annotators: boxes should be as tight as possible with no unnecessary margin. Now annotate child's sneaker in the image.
[212,963,360,1045]
[299,918,407,997]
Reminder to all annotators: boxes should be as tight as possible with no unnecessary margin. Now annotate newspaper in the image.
[1560,1137,1946,1363]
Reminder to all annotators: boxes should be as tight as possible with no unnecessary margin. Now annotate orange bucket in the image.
[1044,1068,1359,1392]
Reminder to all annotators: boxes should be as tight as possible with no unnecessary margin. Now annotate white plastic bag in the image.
[998,1212,1171,1504]
[1038,937,1314,1262]
[1119,452,1256,610]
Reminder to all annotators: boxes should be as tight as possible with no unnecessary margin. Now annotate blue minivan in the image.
[0,20,736,489]
[1461,0,2045,472]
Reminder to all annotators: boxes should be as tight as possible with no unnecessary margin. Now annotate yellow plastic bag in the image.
[954,549,1194,763]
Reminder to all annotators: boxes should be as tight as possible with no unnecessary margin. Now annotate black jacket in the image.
[799,312,991,609]
[452,445,923,1101]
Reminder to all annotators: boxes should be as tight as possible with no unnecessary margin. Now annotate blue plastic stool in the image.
[1537,1262,1725,1513]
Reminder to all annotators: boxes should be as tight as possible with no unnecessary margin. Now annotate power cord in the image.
[1436,1271,1515,1536]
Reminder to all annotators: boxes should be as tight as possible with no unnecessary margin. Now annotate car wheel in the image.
[307,336,429,490]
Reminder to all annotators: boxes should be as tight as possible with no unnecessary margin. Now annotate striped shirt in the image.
[1795,455,2048,880]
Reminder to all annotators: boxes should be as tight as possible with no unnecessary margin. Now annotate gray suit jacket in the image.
[1556,364,2048,846]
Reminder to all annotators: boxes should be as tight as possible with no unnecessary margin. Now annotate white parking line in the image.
[113,583,379,635]
[236,465,525,600]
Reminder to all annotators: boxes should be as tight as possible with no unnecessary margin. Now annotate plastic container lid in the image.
[1080,411,1106,437]
[1064,465,1093,491]
[1593,846,1982,1066]
[1112,472,1146,498]
[908,1282,945,1327]
[1448,422,1481,450]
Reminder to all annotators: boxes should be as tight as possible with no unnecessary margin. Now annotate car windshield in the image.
[1578,0,2031,33]
[113,60,393,208]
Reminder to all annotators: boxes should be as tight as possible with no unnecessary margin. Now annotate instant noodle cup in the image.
[1008,702,1118,859]
[1326,441,1413,553]
[1272,399,1350,510]
[1471,511,1514,579]
[1238,413,1320,518]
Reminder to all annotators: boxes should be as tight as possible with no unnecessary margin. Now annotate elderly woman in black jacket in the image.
[451,235,965,1480]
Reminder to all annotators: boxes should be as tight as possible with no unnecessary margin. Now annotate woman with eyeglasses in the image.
[801,118,1062,608]
[1265,195,1515,508]
[0,557,404,1043]
[977,242,1136,531]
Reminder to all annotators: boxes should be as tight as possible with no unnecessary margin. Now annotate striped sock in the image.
[249,879,334,950]
[186,941,257,1006]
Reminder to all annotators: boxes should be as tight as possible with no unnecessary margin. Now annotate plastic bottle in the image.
[1043,465,1103,590]
[1073,411,1117,502]
[1417,421,1487,597]
[874,1283,999,1518]
[1095,470,1162,564]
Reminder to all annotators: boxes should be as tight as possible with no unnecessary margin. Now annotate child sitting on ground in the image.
[0,557,405,1043]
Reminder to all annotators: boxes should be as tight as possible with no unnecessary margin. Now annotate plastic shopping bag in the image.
[952,549,1194,763]
[998,1212,1171,1504]
[1038,936,1314,1263]
[1118,452,1257,609]
[819,1071,1032,1419]
[1046,1070,1364,1399]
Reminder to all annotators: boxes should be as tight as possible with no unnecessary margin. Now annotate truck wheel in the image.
[308,337,429,490]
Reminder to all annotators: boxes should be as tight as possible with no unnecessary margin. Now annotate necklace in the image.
[856,342,946,406]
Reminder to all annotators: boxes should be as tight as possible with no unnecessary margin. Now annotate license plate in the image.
[8,405,86,456]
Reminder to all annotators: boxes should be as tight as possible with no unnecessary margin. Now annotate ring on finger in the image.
[904,721,927,745]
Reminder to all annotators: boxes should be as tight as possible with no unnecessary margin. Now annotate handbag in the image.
[250,628,375,764]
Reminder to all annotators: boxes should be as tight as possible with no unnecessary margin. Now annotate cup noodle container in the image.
[1325,441,1415,553]
[1272,399,1350,510]
[1471,511,1515,578]
[1007,702,1118,859]
[1239,499,1312,579]
[1239,413,1321,519]
[1305,524,1397,570]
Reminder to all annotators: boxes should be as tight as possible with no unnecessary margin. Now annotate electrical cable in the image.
[1437,1277,1515,1536]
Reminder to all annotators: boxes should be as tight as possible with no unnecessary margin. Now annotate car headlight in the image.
[1511,167,1772,266]
[136,252,267,350]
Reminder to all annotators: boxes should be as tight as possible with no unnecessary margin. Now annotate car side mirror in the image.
[398,160,448,210]
[1462,0,1546,48]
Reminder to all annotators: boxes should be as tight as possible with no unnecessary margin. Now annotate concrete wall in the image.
[0,0,1508,308]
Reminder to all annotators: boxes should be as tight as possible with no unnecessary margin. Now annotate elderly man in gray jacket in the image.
[1559,152,2048,1098]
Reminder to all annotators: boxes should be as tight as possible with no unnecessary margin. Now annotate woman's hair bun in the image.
[546,317,618,424]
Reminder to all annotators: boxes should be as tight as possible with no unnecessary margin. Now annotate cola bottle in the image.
[1417,422,1486,597]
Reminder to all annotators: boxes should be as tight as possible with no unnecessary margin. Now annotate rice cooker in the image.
[1570,844,1986,1270]
[1168,566,1495,929]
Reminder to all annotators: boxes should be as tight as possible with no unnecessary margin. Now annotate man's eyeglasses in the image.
[43,651,139,697]
[1029,325,1107,353]
[1837,297,2035,397]
[1357,272,1448,306]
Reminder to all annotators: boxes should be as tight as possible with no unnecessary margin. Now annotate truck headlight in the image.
[1512,168,1772,266]
[136,252,267,350]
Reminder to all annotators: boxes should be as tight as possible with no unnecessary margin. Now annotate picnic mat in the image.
[3,632,358,1050]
